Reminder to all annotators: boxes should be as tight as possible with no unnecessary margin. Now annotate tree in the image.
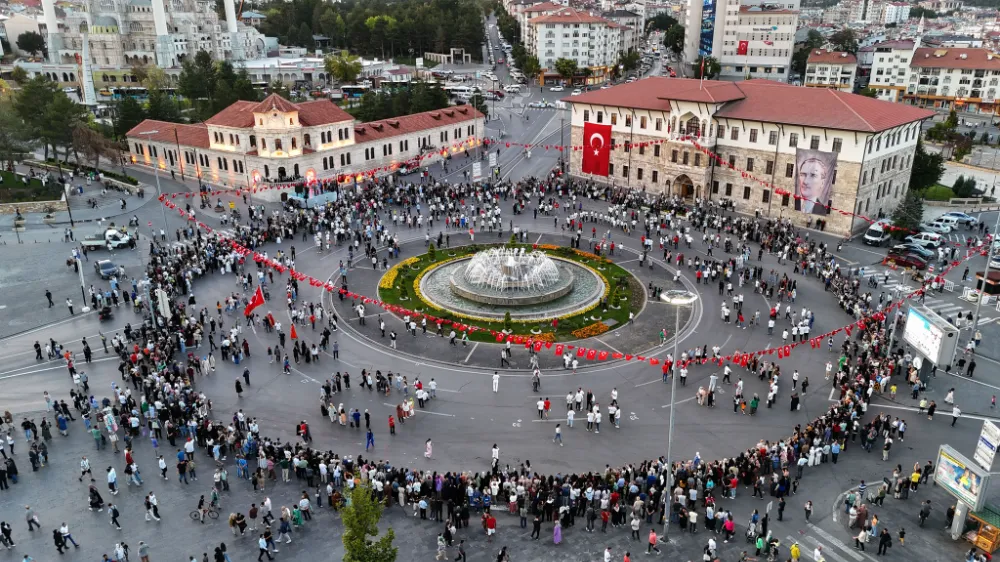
[646,13,678,32]
[14,75,59,158]
[341,484,397,562]
[829,29,858,54]
[16,31,45,56]
[803,29,825,50]
[325,53,363,84]
[0,100,35,169]
[891,189,924,237]
[521,56,541,85]
[664,24,685,55]
[910,6,938,18]
[269,79,291,100]
[554,58,578,82]
[909,140,945,191]
[9,66,28,85]
[619,51,641,72]
[692,56,721,79]
[468,93,488,118]
[112,97,147,139]
[41,93,88,162]
[146,88,182,122]
[859,87,878,98]
[72,123,118,170]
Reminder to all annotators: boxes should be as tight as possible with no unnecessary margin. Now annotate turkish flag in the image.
[244,285,265,317]
[737,40,749,55]
[582,122,611,177]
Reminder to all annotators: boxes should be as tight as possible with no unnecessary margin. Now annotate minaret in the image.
[224,0,245,61]
[41,0,63,63]
[914,15,924,50]
[151,0,173,67]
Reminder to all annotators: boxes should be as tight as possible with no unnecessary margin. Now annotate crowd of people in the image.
[9,172,985,562]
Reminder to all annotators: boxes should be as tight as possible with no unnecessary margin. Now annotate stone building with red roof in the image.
[565,77,935,235]
[126,94,484,192]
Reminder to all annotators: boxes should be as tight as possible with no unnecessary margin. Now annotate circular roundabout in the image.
[377,242,648,342]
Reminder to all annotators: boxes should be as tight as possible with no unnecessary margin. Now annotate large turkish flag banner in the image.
[582,122,611,177]
[737,41,749,55]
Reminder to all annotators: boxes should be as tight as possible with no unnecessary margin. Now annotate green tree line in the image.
[257,0,485,60]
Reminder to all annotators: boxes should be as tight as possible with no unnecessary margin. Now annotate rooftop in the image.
[739,6,798,14]
[352,106,483,142]
[807,49,858,64]
[204,95,353,128]
[530,7,613,25]
[126,121,209,149]
[566,78,934,133]
[910,47,1000,69]
[522,1,564,12]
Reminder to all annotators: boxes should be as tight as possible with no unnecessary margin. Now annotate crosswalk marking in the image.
[796,535,851,562]
[807,523,866,561]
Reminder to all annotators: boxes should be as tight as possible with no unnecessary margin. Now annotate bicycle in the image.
[190,508,219,521]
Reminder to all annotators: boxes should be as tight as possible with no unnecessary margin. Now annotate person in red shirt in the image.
[623,552,631,562]
[388,416,395,435]
[486,513,497,542]
[601,509,610,532]
[543,398,551,419]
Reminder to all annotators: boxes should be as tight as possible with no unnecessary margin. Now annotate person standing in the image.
[66,299,74,315]
[257,534,274,561]
[647,529,661,554]
[804,500,813,522]
[553,424,563,446]
[25,507,39,532]
[492,372,499,393]
[59,523,79,547]
[877,528,892,555]
[108,503,122,530]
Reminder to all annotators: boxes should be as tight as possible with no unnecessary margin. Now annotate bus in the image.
[443,85,477,98]
[111,87,148,100]
[340,84,369,98]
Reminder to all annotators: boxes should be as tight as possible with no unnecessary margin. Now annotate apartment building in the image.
[905,48,1000,114]
[868,40,916,102]
[805,49,858,90]
[527,7,633,84]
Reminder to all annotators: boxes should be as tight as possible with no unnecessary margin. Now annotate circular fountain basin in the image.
[419,256,605,322]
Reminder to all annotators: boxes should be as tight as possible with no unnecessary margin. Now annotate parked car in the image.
[890,243,934,259]
[919,220,952,234]
[885,251,928,270]
[905,232,944,248]
[571,88,582,96]
[940,211,978,226]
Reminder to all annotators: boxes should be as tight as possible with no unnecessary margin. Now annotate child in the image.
[898,528,905,545]
[889,384,897,399]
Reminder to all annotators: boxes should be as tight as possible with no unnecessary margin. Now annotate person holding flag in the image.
[244,286,265,319]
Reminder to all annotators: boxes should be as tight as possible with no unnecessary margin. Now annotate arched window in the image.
[291,137,297,149]
[249,135,256,147]
[685,117,700,136]
[303,134,311,147]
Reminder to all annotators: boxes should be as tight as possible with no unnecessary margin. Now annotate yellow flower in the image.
[572,322,610,339]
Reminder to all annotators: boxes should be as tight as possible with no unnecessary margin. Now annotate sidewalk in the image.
[0,190,154,227]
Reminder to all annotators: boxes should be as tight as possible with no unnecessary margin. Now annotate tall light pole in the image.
[659,289,698,542]
[137,130,169,234]
[969,212,1000,338]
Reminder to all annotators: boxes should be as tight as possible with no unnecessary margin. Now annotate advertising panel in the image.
[794,148,837,216]
[975,420,1000,471]
[902,305,959,365]
[935,445,989,511]
[699,0,716,57]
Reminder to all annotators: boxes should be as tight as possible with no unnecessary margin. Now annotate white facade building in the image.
[867,39,915,102]
[881,2,910,24]
[683,1,799,81]
[527,7,632,84]
[804,49,858,90]
[126,94,485,190]
[564,77,933,236]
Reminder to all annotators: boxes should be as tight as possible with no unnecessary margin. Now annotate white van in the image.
[863,219,892,246]
[934,215,961,229]
[905,232,944,248]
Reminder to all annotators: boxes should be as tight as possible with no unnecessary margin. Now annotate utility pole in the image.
[969,212,1000,339]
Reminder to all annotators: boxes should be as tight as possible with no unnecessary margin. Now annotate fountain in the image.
[417,247,606,321]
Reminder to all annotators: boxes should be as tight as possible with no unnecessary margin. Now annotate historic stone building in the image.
[566,77,934,235]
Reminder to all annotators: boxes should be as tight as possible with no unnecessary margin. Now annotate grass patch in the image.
[924,184,955,201]
[377,242,644,342]
[0,170,63,204]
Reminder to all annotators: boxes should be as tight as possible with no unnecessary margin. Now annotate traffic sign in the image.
[489,152,497,168]
[472,162,483,182]
[975,420,1000,470]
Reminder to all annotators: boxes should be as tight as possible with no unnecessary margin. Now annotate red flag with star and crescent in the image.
[582,122,611,177]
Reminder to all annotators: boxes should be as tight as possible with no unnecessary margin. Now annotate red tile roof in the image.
[714,80,934,132]
[566,78,934,132]
[353,106,484,142]
[126,120,209,149]
[523,1,564,12]
[203,97,352,128]
[564,77,745,109]
[807,49,857,64]
[910,47,1000,70]
[296,100,353,126]
[252,93,299,114]
[204,100,257,128]
[530,7,611,24]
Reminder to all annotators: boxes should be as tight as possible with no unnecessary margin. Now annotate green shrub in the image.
[427,243,436,261]
[924,185,955,201]
[503,311,512,331]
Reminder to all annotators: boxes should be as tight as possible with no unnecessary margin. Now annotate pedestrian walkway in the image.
[863,271,995,327]
[789,523,870,562]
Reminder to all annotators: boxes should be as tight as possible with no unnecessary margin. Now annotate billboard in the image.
[975,420,1000,471]
[902,305,959,365]
[935,445,990,511]
[698,0,716,57]
[794,148,837,216]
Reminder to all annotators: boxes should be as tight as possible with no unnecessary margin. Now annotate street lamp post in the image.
[659,289,699,543]
[137,130,169,234]
[969,212,1000,338]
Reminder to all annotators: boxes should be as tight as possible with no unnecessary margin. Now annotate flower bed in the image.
[376,243,643,342]
[572,322,610,339]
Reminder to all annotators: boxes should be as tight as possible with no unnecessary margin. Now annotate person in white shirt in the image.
[492,372,500,393]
